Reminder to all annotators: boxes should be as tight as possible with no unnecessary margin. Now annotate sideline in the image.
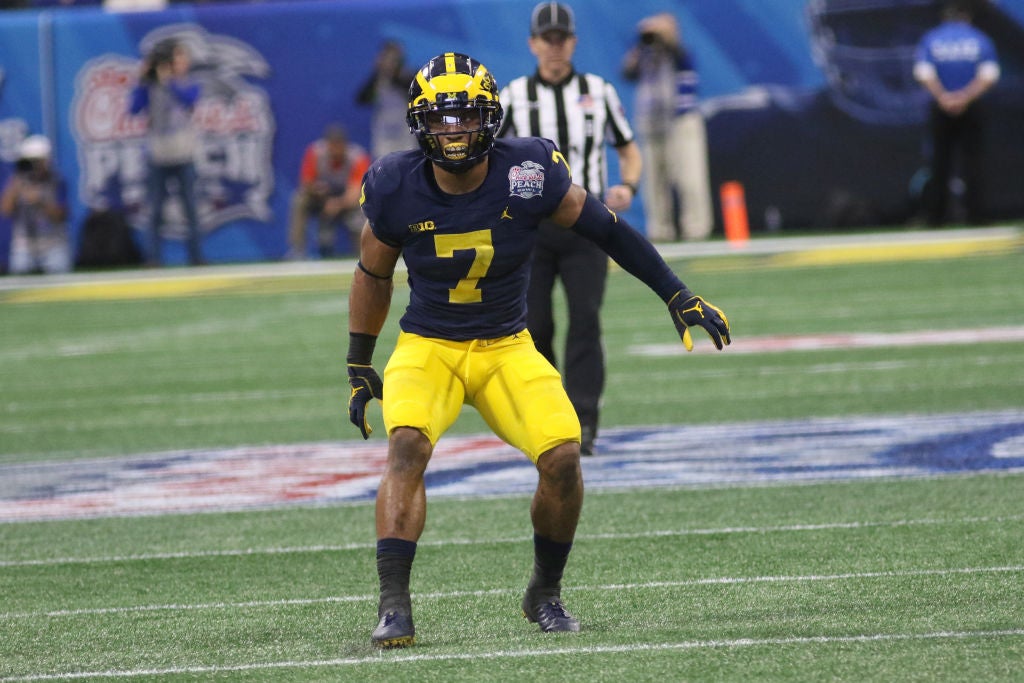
[0,226,1019,298]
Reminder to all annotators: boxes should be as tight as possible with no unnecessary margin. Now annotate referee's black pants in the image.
[527,220,608,445]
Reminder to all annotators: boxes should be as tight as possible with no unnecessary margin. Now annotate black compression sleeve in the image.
[347,332,377,365]
[570,193,689,303]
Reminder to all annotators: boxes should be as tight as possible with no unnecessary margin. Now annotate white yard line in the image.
[2,513,1021,568]
[2,628,1023,680]
[3,564,1023,621]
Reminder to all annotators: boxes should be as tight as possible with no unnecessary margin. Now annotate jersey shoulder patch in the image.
[492,137,572,214]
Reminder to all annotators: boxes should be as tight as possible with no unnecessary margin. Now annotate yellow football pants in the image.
[383,330,581,463]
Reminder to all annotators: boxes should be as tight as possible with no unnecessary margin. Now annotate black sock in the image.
[376,538,416,615]
[527,534,573,597]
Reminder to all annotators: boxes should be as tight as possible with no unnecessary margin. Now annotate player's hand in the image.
[347,364,383,439]
[668,291,731,352]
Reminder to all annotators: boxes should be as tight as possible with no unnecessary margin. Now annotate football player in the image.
[347,52,730,648]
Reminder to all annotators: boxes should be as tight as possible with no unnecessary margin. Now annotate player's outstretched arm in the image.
[554,186,731,352]
[347,222,400,438]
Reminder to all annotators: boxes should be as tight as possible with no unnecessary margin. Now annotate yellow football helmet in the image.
[407,52,503,172]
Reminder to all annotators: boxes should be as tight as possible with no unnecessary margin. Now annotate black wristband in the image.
[347,332,377,365]
[622,182,638,196]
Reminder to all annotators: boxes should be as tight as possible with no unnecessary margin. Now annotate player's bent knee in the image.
[387,427,433,475]
[537,442,582,490]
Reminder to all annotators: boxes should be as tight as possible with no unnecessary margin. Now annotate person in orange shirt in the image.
[287,123,370,259]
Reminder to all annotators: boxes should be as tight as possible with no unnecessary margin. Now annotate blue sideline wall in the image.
[0,0,1022,267]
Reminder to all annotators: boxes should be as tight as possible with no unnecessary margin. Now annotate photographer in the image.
[355,40,416,160]
[623,13,713,242]
[1,135,70,275]
[129,38,203,266]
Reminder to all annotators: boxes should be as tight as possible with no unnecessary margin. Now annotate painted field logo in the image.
[1,411,1022,522]
[508,160,545,199]
[71,23,275,240]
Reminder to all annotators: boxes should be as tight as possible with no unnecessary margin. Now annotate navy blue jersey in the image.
[361,137,572,340]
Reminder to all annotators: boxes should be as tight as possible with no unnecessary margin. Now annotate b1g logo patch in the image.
[508,160,545,199]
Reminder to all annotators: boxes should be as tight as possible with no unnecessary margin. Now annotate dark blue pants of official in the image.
[924,103,985,226]
[527,220,608,446]
[147,160,203,265]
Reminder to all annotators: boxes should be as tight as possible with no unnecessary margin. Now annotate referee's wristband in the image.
[622,181,638,196]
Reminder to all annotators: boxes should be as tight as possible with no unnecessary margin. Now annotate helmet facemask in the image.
[407,53,504,173]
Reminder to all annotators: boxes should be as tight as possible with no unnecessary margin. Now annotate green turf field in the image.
[1,229,1023,680]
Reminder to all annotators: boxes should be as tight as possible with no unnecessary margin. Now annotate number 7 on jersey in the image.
[434,230,494,303]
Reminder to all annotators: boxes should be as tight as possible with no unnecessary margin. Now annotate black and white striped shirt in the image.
[498,69,634,198]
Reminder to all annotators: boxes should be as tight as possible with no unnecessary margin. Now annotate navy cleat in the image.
[522,593,581,633]
[371,609,415,648]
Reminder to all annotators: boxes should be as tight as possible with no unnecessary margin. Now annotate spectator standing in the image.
[356,40,417,159]
[129,39,203,266]
[287,123,370,259]
[913,0,1000,226]
[498,1,643,455]
[1,135,70,275]
[622,12,713,242]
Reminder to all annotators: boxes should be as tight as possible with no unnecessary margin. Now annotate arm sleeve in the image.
[571,192,686,302]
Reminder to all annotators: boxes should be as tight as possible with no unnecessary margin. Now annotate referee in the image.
[499,1,643,455]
